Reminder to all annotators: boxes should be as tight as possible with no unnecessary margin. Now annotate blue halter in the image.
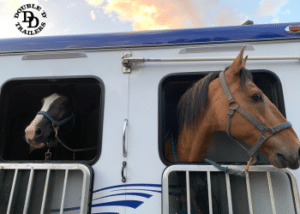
[37,111,75,129]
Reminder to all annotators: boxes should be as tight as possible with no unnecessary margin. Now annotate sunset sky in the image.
[0,0,299,38]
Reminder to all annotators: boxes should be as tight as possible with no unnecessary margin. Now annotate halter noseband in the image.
[37,111,75,133]
[219,71,292,157]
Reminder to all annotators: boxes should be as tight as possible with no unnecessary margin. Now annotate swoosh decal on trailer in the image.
[92,200,144,209]
[92,213,119,214]
[93,192,152,200]
[111,188,161,193]
[93,183,161,193]
[49,184,161,213]
[91,183,161,212]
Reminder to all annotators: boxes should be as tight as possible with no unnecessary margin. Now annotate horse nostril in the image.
[298,147,300,158]
[35,128,42,137]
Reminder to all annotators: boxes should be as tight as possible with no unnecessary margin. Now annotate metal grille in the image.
[162,165,300,214]
[0,163,92,214]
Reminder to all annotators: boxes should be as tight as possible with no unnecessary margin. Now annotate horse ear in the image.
[226,46,245,76]
[242,55,248,67]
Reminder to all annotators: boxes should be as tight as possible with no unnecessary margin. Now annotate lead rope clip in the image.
[45,148,52,160]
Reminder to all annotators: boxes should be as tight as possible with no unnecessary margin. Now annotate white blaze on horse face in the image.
[25,93,60,141]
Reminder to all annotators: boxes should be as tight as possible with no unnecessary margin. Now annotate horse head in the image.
[175,47,300,169]
[25,93,76,150]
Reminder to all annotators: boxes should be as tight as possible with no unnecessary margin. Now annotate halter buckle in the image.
[262,127,274,139]
[228,102,239,117]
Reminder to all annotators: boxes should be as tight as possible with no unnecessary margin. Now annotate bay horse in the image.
[25,92,78,160]
[165,46,300,170]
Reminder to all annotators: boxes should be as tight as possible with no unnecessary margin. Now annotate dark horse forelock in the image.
[177,68,253,133]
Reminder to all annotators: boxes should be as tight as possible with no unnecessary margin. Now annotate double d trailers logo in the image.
[14,4,47,36]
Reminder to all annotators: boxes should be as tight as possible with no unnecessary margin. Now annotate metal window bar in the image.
[162,165,300,214]
[207,171,213,214]
[225,173,233,214]
[40,169,51,214]
[23,168,34,214]
[246,172,254,214]
[0,163,91,214]
[186,171,191,214]
[60,169,69,214]
[6,168,18,214]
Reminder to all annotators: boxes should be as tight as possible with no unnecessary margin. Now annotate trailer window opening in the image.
[0,77,104,164]
[159,70,286,165]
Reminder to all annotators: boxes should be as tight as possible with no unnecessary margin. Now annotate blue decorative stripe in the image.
[92,213,119,214]
[1,23,300,53]
[92,200,143,209]
[93,192,152,200]
[111,188,161,193]
[93,183,161,193]
[50,184,161,213]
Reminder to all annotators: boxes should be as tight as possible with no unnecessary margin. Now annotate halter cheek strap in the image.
[219,71,292,157]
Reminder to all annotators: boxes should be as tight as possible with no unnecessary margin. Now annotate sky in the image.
[0,0,299,39]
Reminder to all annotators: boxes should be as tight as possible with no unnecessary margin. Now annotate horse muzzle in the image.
[25,119,51,149]
[25,138,47,149]
[271,148,300,169]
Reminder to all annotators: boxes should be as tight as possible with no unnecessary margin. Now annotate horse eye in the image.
[62,100,69,106]
[251,93,263,102]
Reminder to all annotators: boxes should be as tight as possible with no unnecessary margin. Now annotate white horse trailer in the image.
[0,22,300,214]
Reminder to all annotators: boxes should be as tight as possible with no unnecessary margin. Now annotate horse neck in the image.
[176,120,216,162]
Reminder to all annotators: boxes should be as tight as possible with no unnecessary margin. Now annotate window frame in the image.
[0,76,104,165]
[158,70,286,165]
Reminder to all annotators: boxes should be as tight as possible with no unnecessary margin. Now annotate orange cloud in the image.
[103,0,205,31]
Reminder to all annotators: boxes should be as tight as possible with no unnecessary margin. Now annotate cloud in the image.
[1,0,39,12]
[252,0,287,17]
[282,9,290,15]
[78,0,290,32]
[271,17,279,23]
[85,0,104,8]
[102,0,209,31]
[215,6,247,26]
[91,10,96,20]
[93,0,249,31]
[67,3,77,8]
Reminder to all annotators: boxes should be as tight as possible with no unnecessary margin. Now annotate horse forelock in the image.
[177,68,253,133]
[239,67,253,87]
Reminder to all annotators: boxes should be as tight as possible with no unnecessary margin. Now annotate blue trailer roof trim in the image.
[1,22,300,53]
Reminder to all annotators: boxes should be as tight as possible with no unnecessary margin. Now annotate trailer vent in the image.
[162,165,300,214]
[0,163,92,214]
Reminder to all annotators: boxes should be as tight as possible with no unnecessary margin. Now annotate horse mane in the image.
[177,68,253,133]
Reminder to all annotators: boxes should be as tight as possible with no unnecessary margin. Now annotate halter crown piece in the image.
[219,71,292,170]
